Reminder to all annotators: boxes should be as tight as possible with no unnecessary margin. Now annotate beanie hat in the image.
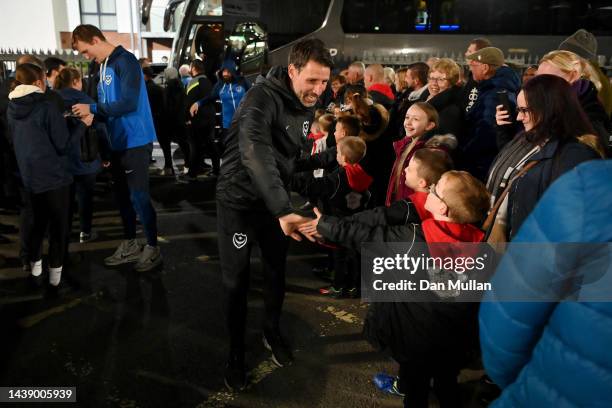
[559,29,597,61]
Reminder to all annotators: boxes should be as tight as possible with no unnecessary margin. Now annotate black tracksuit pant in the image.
[27,185,71,268]
[217,204,288,354]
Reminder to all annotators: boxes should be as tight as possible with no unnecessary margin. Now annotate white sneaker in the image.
[79,231,98,243]
[104,240,142,266]
[134,245,162,272]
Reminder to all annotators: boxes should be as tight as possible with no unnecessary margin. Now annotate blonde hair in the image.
[440,171,490,224]
[383,66,396,86]
[337,136,367,164]
[431,58,461,86]
[539,50,601,91]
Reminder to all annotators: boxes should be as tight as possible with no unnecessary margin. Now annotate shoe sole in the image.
[104,254,142,266]
[134,256,163,272]
[262,335,292,368]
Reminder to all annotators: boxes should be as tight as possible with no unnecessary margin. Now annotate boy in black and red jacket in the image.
[299,170,491,407]
[293,136,372,297]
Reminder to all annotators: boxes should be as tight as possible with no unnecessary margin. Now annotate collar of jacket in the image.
[8,84,43,100]
[258,66,310,111]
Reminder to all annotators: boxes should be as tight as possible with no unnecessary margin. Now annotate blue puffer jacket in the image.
[7,85,73,193]
[57,87,109,175]
[479,160,612,408]
[91,46,156,151]
[461,66,520,180]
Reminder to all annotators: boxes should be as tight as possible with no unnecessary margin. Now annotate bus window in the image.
[196,0,222,16]
[443,0,612,35]
[341,0,423,33]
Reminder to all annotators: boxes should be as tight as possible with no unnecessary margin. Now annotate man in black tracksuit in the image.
[216,38,333,391]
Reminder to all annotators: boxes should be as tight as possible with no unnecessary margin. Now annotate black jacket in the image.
[317,202,480,366]
[216,66,313,216]
[508,138,600,238]
[428,86,465,139]
[292,164,372,217]
[572,79,612,154]
[7,88,73,194]
[185,74,215,128]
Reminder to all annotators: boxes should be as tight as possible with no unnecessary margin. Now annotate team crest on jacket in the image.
[105,75,112,86]
[302,121,310,138]
[232,233,247,249]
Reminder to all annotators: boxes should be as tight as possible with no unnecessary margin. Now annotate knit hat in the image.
[559,29,597,61]
[465,47,505,66]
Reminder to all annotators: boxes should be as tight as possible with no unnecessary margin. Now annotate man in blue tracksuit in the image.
[71,24,162,272]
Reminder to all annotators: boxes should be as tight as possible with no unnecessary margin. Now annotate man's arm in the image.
[77,56,142,119]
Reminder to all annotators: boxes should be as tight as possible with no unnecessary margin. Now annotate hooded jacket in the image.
[198,60,250,129]
[216,66,314,217]
[90,46,156,151]
[368,83,394,109]
[7,85,73,193]
[57,87,109,175]
[461,66,520,181]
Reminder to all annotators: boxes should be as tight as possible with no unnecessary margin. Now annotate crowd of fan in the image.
[1,27,611,407]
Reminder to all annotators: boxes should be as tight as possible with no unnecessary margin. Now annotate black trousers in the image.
[187,124,219,176]
[399,362,460,408]
[332,248,360,290]
[27,185,71,268]
[217,204,288,354]
[18,186,35,265]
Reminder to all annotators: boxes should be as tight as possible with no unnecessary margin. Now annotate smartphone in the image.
[63,111,81,118]
[497,90,512,114]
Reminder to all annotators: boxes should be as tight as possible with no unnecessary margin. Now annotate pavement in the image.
[0,146,496,407]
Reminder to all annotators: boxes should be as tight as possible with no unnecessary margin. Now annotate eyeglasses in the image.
[428,76,448,83]
[517,106,531,115]
[429,183,446,204]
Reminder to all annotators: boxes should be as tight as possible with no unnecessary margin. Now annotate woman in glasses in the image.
[488,74,603,242]
[425,58,465,142]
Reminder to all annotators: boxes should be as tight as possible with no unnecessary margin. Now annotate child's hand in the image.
[298,207,323,242]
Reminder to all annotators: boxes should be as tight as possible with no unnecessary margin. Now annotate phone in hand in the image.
[497,90,512,114]
[63,111,81,118]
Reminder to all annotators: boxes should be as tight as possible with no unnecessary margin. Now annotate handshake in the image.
[279,208,324,242]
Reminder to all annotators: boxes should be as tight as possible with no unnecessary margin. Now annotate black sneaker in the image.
[263,329,293,367]
[346,287,361,299]
[312,267,333,282]
[224,353,247,392]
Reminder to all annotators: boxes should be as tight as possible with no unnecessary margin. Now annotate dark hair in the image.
[343,84,367,105]
[142,66,155,79]
[44,57,67,77]
[412,148,453,185]
[190,59,205,74]
[53,66,81,90]
[288,38,333,71]
[71,24,106,48]
[336,115,361,136]
[469,37,492,50]
[331,74,346,84]
[10,63,44,92]
[16,55,44,69]
[408,62,429,87]
[522,74,595,145]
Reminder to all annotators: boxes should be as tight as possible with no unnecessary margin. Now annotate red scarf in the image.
[422,219,485,259]
[408,191,431,221]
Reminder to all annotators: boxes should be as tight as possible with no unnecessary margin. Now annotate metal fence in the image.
[0,48,89,81]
